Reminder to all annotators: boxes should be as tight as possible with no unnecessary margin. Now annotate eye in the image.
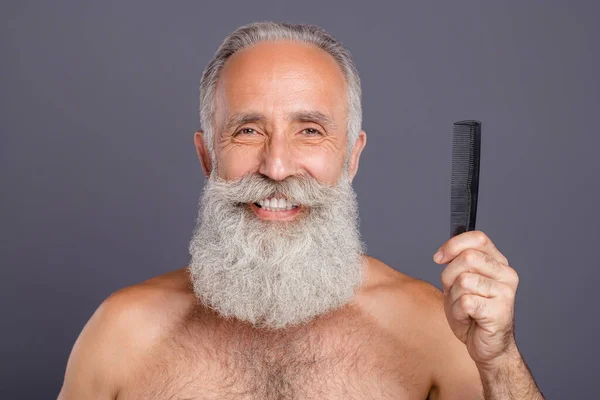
[235,127,258,136]
[301,128,322,136]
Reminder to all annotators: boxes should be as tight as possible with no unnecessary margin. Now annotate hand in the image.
[434,231,520,369]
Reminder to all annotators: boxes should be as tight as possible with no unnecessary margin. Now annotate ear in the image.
[193,130,212,178]
[347,130,367,182]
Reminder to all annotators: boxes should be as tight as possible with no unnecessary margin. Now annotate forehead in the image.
[214,40,348,121]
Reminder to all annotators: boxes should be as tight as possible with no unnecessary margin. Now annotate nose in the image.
[258,134,297,181]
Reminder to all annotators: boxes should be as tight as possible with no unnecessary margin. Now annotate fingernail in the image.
[434,250,443,263]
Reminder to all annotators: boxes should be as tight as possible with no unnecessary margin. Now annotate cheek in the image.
[299,147,346,184]
[216,147,261,180]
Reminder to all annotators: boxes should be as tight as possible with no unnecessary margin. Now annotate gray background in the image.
[1,0,598,398]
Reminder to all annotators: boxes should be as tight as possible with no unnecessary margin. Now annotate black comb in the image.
[450,120,481,237]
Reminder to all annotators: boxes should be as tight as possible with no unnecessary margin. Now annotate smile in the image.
[250,196,302,221]
[253,196,299,212]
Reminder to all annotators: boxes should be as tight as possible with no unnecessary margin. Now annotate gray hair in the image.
[199,21,362,166]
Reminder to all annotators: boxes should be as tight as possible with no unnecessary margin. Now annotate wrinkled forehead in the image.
[214,41,349,126]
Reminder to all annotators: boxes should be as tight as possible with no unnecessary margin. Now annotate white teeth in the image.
[256,196,300,211]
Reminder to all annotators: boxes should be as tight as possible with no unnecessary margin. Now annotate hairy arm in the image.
[423,284,543,400]
[477,342,544,400]
[431,231,545,400]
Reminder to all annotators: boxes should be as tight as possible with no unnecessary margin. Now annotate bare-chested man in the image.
[58,22,544,399]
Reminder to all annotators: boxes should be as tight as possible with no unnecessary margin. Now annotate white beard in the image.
[188,172,365,330]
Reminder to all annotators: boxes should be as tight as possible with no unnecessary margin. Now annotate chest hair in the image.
[132,307,424,400]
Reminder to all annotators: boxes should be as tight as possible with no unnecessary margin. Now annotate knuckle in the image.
[462,249,479,264]
[458,273,472,288]
[506,266,520,286]
[473,230,489,245]
[441,271,454,290]
[459,294,474,310]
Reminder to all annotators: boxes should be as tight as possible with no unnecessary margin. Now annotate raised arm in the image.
[477,342,543,399]
[433,230,544,399]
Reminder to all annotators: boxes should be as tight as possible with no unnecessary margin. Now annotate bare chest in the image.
[119,315,432,400]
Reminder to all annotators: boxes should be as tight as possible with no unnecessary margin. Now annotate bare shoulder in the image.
[100,267,196,343]
[58,267,196,399]
[358,255,445,325]
[358,256,484,399]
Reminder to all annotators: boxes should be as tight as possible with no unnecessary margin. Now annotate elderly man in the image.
[58,22,544,399]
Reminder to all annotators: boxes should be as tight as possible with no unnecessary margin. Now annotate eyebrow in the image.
[224,112,265,132]
[224,110,336,132]
[289,111,336,129]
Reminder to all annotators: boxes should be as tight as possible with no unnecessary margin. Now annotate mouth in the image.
[253,196,299,211]
[250,195,302,221]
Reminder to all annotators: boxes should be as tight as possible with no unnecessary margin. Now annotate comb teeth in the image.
[450,120,481,237]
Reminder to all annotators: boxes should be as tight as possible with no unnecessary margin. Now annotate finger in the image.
[440,249,519,293]
[451,294,490,326]
[451,294,513,329]
[446,272,514,305]
[434,230,508,266]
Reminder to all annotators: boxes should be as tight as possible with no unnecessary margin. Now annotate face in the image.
[194,40,366,220]
[189,41,367,329]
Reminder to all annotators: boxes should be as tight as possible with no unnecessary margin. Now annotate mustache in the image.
[206,173,350,207]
